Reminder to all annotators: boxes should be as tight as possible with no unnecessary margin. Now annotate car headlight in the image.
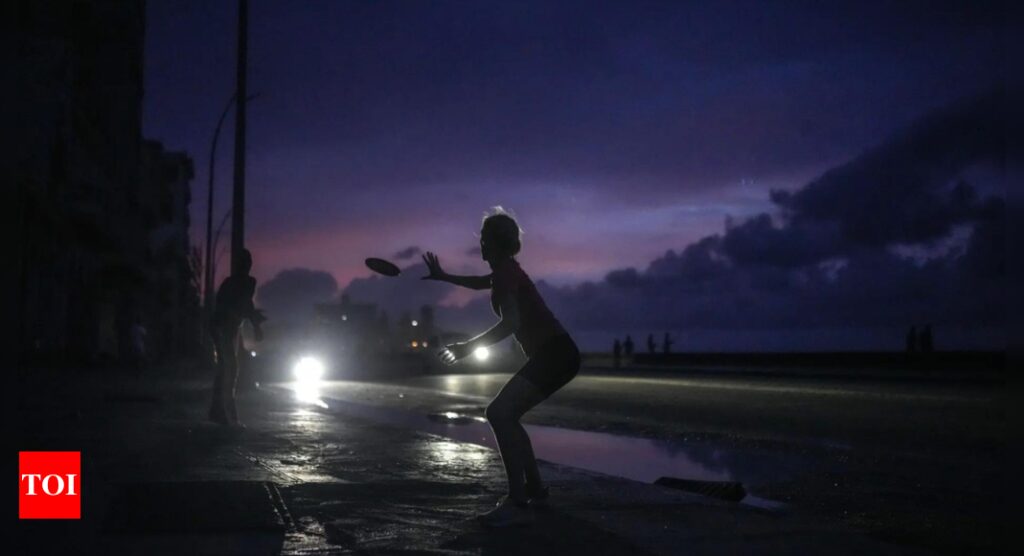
[293,356,324,382]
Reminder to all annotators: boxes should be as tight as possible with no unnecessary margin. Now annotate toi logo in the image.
[19,451,81,519]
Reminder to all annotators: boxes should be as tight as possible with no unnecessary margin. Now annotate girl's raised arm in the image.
[421,252,491,290]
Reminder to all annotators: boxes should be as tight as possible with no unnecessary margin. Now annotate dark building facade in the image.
[140,140,200,362]
[10,1,198,365]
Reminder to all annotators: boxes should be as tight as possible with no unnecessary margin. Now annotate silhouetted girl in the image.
[423,207,580,527]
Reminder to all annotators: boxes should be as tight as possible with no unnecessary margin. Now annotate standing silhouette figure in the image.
[662,332,673,354]
[905,325,918,353]
[623,335,634,358]
[647,334,656,354]
[920,325,934,353]
[209,249,265,427]
[422,207,579,528]
[129,315,148,376]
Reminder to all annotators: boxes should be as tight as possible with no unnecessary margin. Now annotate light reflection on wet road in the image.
[281,371,999,454]
[278,381,743,484]
[266,369,1001,498]
[260,369,1001,550]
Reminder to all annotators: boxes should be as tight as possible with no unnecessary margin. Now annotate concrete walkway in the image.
[15,367,929,555]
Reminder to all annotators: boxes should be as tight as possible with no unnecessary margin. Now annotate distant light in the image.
[474,347,490,362]
[423,341,428,347]
[444,411,459,419]
[250,350,257,357]
[411,341,419,348]
[342,314,348,321]
[411,320,419,327]
[293,356,324,383]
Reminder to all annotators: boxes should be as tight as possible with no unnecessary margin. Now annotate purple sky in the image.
[143,1,1002,288]
[143,2,1007,350]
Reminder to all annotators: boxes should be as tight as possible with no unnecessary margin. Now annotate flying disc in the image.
[365,257,401,277]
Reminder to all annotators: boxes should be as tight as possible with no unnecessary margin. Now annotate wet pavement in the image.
[272,370,1005,554]
[15,366,976,554]
[267,383,796,511]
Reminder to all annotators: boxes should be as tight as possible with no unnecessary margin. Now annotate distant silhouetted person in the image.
[905,325,918,353]
[613,339,622,368]
[919,325,934,353]
[422,207,579,527]
[623,335,634,357]
[647,334,656,354]
[662,332,673,354]
[209,249,265,427]
[130,316,148,376]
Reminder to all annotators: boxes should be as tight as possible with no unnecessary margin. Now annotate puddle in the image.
[270,383,793,510]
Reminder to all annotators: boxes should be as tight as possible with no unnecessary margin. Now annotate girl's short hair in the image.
[481,206,522,257]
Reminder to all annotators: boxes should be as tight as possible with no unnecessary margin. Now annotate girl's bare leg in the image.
[485,375,546,502]
[517,423,543,490]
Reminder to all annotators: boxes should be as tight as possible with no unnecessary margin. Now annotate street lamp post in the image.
[210,208,232,289]
[231,0,249,270]
[204,95,236,324]
[201,0,251,364]
[202,93,256,359]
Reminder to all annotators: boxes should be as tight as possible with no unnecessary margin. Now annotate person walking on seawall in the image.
[647,333,657,354]
[129,316,148,377]
[905,325,918,354]
[422,207,580,528]
[209,248,266,427]
[904,325,918,367]
[662,332,674,354]
[623,335,634,360]
[919,324,934,353]
[613,338,622,369]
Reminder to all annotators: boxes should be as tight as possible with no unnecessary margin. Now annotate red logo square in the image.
[19,451,81,519]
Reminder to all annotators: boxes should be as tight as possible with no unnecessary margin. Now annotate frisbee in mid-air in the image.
[365,257,401,277]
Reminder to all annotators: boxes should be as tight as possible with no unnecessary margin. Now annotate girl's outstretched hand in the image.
[438,342,471,365]
[421,252,447,281]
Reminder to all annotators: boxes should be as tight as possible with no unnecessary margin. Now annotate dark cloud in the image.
[771,93,1004,251]
[547,93,1008,334]
[713,93,1006,272]
[392,246,422,261]
[257,268,338,326]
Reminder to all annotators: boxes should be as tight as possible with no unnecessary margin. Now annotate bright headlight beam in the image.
[473,347,490,362]
[294,356,324,383]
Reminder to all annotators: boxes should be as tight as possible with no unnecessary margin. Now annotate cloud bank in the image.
[257,268,339,327]
[340,93,1007,349]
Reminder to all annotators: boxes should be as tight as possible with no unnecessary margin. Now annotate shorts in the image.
[515,334,581,398]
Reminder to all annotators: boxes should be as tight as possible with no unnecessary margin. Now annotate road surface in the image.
[265,367,1004,554]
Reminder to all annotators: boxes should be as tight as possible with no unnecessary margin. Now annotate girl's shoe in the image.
[477,497,534,528]
[526,484,550,508]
